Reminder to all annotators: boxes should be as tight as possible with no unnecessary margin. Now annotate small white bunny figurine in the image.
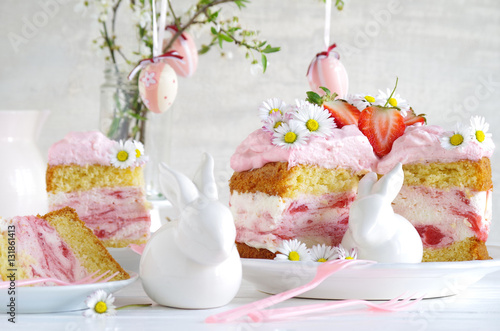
[341,163,423,263]
[140,153,242,309]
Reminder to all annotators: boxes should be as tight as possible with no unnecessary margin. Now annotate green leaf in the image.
[228,27,241,33]
[234,0,248,9]
[219,33,234,43]
[261,54,267,73]
[199,44,211,55]
[262,45,280,53]
[306,91,323,106]
[319,86,331,96]
[211,27,218,35]
[209,9,220,21]
[218,35,223,48]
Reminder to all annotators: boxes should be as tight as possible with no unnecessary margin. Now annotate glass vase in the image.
[100,63,147,143]
[99,63,172,200]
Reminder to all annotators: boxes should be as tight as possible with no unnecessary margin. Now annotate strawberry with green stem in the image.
[306,87,360,128]
[358,78,406,158]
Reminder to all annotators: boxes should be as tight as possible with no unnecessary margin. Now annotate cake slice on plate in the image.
[378,124,493,261]
[0,207,129,283]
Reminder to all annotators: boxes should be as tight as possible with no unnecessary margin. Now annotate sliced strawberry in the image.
[322,100,361,128]
[403,108,426,126]
[358,106,405,158]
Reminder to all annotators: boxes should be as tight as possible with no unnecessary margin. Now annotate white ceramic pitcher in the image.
[0,110,49,217]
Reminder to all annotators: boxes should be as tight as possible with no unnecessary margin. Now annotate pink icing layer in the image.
[231,125,378,173]
[377,125,494,174]
[232,124,493,174]
[14,216,87,282]
[48,131,115,166]
[48,187,151,242]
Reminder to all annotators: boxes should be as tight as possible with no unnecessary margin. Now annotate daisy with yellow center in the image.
[133,140,148,164]
[272,121,310,149]
[274,239,311,262]
[110,140,137,168]
[440,122,473,150]
[374,88,410,116]
[263,111,292,133]
[293,101,336,137]
[310,244,338,262]
[84,290,117,318]
[470,116,494,151]
[336,244,358,260]
[346,94,371,111]
[258,97,287,121]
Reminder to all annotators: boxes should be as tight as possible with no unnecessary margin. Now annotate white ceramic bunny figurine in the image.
[140,153,242,309]
[341,163,423,263]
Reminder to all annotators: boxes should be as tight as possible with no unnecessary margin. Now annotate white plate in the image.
[1,272,138,314]
[242,245,500,300]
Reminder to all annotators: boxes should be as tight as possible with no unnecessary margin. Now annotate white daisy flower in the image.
[83,290,116,318]
[293,102,336,137]
[374,88,410,116]
[470,116,494,150]
[310,244,339,262]
[258,98,287,121]
[336,244,358,260]
[272,121,310,149]
[263,111,291,132]
[274,239,311,262]
[110,140,137,168]
[345,94,371,111]
[133,140,148,164]
[440,122,474,150]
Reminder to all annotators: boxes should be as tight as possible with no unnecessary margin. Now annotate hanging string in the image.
[324,0,332,51]
[157,0,168,56]
[152,0,168,57]
[128,0,183,80]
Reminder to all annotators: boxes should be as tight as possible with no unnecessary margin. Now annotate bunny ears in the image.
[358,162,404,202]
[159,153,218,209]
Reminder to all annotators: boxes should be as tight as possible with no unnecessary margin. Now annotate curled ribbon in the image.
[306,44,339,77]
[316,43,340,59]
[128,51,184,80]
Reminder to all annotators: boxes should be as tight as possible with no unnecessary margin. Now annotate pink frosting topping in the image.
[377,125,494,174]
[231,124,494,174]
[230,125,378,173]
[48,131,115,166]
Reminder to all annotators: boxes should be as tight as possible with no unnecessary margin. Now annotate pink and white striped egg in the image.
[138,61,178,114]
[307,45,348,98]
[163,26,198,77]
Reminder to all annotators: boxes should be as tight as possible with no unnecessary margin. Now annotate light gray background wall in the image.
[1,0,500,243]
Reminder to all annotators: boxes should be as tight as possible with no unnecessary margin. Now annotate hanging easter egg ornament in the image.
[128,0,183,113]
[137,59,178,114]
[163,25,198,77]
[306,0,349,98]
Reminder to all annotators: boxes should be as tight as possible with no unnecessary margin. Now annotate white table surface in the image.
[5,267,500,331]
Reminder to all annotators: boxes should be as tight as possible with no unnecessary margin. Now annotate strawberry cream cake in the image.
[46,131,151,248]
[0,207,129,282]
[230,87,494,262]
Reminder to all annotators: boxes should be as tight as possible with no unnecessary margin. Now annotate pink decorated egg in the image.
[307,44,348,98]
[164,26,198,78]
[138,61,178,114]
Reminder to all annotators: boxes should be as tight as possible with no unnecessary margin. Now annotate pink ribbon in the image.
[128,51,184,80]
